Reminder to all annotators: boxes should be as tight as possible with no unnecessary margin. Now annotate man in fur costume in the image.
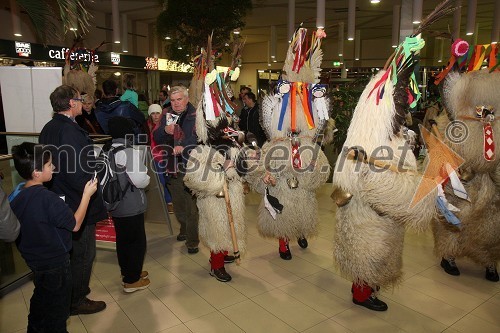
[244,27,331,260]
[331,2,456,311]
[183,40,248,282]
[430,40,500,282]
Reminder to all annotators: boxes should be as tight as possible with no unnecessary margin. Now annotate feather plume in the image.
[413,0,458,36]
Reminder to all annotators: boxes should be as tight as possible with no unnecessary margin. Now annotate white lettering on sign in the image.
[47,47,99,63]
[111,52,120,65]
[15,41,31,57]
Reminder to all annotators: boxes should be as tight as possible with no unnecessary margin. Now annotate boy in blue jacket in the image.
[10,142,97,333]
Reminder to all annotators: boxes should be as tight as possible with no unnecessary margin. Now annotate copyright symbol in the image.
[445,120,468,144]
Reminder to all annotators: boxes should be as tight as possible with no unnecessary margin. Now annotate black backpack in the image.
[96,145,131,212]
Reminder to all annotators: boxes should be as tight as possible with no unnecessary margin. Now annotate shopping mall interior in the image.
[0,0,499,332]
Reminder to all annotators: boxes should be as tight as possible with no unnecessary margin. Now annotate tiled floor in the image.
[1,185,499,333]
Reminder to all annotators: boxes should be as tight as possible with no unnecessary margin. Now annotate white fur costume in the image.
[332,68,437,288]
[245,27,331,243]
[184,146,246,254]
[183,43,247,262]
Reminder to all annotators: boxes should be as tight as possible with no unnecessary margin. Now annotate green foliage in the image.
[329,77,371,151]
[156,0,252,62]
[15,0,92,44]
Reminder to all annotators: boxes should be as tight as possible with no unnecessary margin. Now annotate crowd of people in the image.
[0,78,266,332]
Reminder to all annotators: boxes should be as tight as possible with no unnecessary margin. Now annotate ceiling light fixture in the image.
[165,36,171,40]
[465,0,477,36]
[370,0,380,3]
[412,0,423,24]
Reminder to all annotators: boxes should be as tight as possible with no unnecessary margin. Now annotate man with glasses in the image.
[39,85,107,316]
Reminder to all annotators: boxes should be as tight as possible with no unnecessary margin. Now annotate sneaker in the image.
[440,257,460,276]
[121,271,149,286]
[124,278,151,293]
[70,298,106,315]
[167,203,174,214]
[176,234,187,241]
[210,267,232,282]
[485,266,499,282]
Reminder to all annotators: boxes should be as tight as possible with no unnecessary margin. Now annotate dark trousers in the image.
[28,259,71,333]
[113,213,146,284]
[166,173,199,248]
[70,223,96,308]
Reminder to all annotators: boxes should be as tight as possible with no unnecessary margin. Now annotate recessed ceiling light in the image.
[370,0,380,3]
[178,46,182,49]
[14,33,22,37]
[165,36,171,40]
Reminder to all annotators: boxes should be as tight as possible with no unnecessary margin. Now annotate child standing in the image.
[148,104,174,214]
[120,74,139,108]
[9,142,97,333]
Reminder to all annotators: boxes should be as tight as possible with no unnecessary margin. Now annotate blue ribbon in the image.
[277,93,289,131]
[436,197,461,227]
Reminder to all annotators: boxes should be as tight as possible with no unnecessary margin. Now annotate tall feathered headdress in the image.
[334,0,457,192]
[260,26,330,140]
[194,35,245,146]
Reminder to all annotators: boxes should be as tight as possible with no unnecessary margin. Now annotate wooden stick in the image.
[222,179,241,265]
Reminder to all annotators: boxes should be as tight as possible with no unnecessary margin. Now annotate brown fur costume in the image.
[432,69,500,272]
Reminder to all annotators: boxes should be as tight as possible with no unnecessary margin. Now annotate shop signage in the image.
[145,57,158,70]
[15,41,31,57]
[157,58,193,73]
[111,52,120,65]
[47,47,99,63]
